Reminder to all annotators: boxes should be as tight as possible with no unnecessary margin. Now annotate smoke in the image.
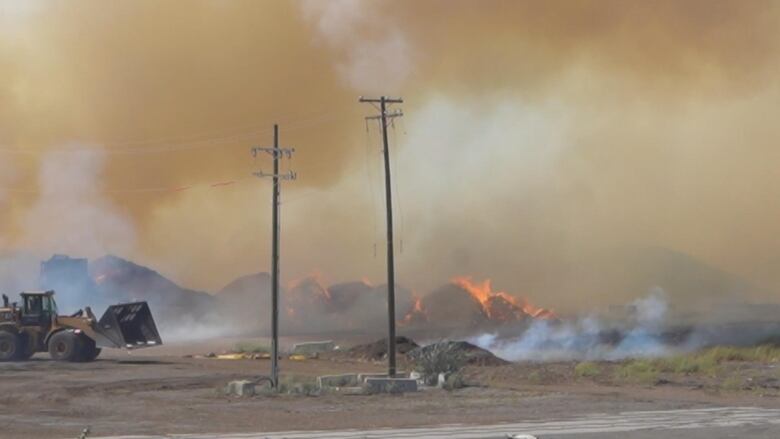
[298,0,413,93]
[0,159,17,239]
[470,289,684,361]
[0,1,779,319]
[19,149,136,258]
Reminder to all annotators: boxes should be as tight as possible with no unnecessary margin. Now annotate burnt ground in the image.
[2,338,780,439]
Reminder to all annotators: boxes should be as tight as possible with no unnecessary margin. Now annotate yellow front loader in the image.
[0,290,161,362]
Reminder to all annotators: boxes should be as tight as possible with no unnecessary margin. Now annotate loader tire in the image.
[48,331,82,362]
[76,335,101,362]
[0,331,22,361]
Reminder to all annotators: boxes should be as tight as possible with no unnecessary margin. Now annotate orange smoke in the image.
[452,276,557,321]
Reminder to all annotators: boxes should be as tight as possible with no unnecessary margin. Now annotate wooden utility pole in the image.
[251,124,295,388]
[359,96,403,376]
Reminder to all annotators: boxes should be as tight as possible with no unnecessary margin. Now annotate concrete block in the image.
[358,371,408,384]
[357,373,388,384]
[317,373,359,388]
[225,380,256,397]
[364,378,418,394]
[291,340,335,356]
[338,386,366,396]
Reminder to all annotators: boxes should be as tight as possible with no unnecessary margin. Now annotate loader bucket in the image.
[96,302,162,349]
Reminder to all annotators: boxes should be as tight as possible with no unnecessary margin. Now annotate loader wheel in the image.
[48,331,82,362]
[0,331,22,361]
[76,335,101,362]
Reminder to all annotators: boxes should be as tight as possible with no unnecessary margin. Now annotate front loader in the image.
[0,290,162,362]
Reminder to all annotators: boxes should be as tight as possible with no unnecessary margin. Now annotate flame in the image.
[286,272,332,302]
[400,294,426,325]
[452,276,557,321]
[411,296,424,313]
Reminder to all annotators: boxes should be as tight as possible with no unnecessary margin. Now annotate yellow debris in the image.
[288,354,307,361]
[216,353,249,360]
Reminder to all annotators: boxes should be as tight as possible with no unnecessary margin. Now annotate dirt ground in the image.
[2,338,780,439]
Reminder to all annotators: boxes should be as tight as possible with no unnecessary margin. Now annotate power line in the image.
[389,120,406,254]
[365,119,381,258]
[0,109,350,155]
[0,176,250,195]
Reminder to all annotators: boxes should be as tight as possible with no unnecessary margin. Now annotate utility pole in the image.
[359,96,403,376]
[251,124,296,389]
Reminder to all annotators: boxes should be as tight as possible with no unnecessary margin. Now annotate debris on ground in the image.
[408,341,508,367]
[291,340,337,356]
[347,336,419,362]
[186,352,270,360]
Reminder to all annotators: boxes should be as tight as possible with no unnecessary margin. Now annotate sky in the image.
[1,0,779,312]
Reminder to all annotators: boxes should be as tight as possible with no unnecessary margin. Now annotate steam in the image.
[470,289,687,361]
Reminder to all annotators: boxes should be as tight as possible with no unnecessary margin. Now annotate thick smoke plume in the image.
[1,1,780,321]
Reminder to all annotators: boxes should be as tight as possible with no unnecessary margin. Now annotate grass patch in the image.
[527,370,543,384]
[574,362,601,378]
[615,360,660,385]
[654,355,718,375]
[703,345,780,363]
[616,345,780,385]
[233,341,270,354]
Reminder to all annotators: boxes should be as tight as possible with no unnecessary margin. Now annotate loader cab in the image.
[19,291,57,327]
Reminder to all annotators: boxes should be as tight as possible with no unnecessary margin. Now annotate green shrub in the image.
[412,342,467,384]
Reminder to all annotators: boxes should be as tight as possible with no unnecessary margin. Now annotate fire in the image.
[452,276,557,321]
[400,294,426,325]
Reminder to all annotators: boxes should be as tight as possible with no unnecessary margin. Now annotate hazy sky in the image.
[1,1,779,311]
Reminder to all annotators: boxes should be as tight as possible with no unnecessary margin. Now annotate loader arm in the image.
[52,315,113,347]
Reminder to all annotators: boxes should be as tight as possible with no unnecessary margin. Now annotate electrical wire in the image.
[365,119,381,258]
[0,108,351,155]
[389,120,406,254]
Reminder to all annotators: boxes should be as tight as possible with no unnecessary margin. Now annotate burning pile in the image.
[35,253,561,340]
[402,276,556,331]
